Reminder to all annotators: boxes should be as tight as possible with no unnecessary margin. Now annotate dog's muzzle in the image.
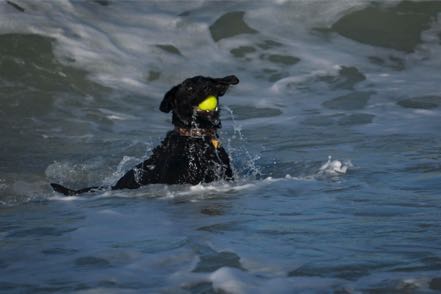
[193,108,221,128]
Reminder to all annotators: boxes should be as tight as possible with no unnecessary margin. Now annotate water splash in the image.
[45,154,354,203]
[45,160,102,187]
[318,155,352,176]
[102,155,143,186]
[223,105,261,179]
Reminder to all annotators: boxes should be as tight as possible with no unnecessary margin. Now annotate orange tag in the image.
[211,138,221,149]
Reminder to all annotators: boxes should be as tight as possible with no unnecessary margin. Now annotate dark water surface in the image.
[1,0,441,293]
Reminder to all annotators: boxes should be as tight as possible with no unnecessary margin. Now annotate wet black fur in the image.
[51,75,239,196]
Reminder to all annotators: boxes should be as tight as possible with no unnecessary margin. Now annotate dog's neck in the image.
[175,127,216,138]
[174,127,221,149]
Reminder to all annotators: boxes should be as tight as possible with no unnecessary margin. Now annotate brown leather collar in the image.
[175,127,216,137]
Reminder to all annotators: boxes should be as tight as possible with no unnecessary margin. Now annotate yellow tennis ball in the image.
[198,96,218,111]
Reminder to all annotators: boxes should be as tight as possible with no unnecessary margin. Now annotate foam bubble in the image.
[318,155,353,176]
[48,195,81,202]
[102,155,145,186]
[208,267,345,293]
[0,0,379,98]
[0,179,7,191]
[210,267,257,293]
[160,181,257,201]
[45,160,103,187]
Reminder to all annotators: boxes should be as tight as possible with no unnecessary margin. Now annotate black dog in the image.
[51,75,239,196]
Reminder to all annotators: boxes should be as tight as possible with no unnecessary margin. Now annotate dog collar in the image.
[174,127,221,149]
[175,127,216,137]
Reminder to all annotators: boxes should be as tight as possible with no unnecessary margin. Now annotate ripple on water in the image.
[74,256,111,269]
[1,1,441,293]
[322,91,372,110]
[230,45,257,58]
[209,11,257,42]
[319,66,366,90]
[227,105,282,120]
[41,248,78,255]
[397,95,441,110]
[331,1,441,52]
[337,113,375,126]
[193,251,244,273]
[6,227,76,238]
[302,113,375,126]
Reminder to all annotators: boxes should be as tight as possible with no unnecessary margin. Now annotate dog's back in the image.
[113,130,233,189]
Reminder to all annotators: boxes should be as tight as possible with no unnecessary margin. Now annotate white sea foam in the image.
[0,1,379,94]
[101,154,150,187]
[2,2,441,293]
[97,108,137,121]
[318,155,353,176]
[208,267,344,294]
[48,195,81,202]
[1,0,440,110]
[45,160,105,187]
[46,154,351,203]
[160,182,257,201]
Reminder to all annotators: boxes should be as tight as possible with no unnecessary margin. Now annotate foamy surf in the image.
[46,153,352,203]
[2,1,441,293]
[318,155,353,176]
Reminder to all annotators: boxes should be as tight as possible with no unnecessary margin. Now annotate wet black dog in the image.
[51,75,239,195]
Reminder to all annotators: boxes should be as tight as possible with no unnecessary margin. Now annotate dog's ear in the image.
[213,75,239,97]
[159,85,179,113]
[215,75,239,85]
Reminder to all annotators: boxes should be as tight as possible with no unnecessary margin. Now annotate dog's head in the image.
[159,75,239,129]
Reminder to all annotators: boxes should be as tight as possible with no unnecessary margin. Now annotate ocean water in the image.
[1,0,441,292]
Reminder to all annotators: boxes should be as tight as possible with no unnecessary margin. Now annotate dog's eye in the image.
[186,86,193,92]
